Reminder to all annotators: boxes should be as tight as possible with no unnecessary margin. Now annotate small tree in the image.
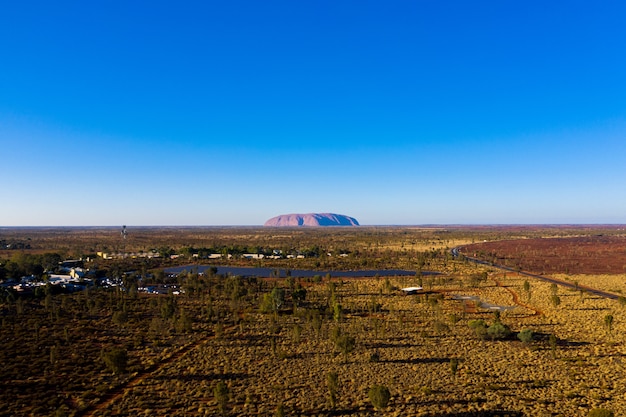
[523,280,531,300]
[333,302,343,322]
[292,283,307,306]
[335,333,356,363]
[160,297,176,320]
[449,358,459,376]
[368,385,391,409]
[271,287,285,311]
[550,283,558,296]
[259,293,274,314]
[310,310,323,338]
[214,381,229,415]
[50,344,59,365]
[327,371,339,408]
[604,314,614,334]
[292,324,302,344]
[549,333,558,358]
[259,287,286,315]
[176,308,193,333]
[551,295,561,307]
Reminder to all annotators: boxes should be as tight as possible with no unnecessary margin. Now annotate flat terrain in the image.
[1,225,626,416]
[460,235,626,275]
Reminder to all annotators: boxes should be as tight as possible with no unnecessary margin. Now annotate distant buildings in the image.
[97,251,160,260]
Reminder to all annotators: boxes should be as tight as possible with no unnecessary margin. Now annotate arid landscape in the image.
[1,225,626,416]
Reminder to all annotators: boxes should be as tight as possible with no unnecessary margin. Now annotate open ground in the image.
[1,225,625,416]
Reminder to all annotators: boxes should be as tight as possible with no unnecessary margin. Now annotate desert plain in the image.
[1,225,626,416]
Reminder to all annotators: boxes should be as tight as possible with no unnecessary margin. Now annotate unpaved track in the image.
[491,274,543,316]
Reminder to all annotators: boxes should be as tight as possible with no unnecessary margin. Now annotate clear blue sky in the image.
[2,1,625,226]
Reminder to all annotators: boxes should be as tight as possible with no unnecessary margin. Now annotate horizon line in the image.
[2,223,626,228]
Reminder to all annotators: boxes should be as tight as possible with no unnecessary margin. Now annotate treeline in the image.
[172,244,330,258]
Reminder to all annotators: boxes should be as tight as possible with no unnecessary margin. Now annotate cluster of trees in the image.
[173,244,327,259]
[0,252,64,280]
[468,312,514,341]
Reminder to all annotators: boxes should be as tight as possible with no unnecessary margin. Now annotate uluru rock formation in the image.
[264,213,360,227]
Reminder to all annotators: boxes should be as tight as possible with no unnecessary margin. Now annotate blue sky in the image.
[1,1,625,226]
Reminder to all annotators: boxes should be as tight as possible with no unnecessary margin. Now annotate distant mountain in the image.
[264,213,360,227]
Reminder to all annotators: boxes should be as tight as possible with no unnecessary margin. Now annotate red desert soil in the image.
[460,235,626,275]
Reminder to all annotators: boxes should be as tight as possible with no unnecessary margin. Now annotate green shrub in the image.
[468,319,488,340]
[517,329,533,344]
[487,322,511,340]
[368,385,391,409]
[259,293,275,313]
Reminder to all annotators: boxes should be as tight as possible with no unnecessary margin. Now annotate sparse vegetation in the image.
[2,225,626,416]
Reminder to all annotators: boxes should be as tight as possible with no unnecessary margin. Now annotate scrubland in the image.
[1,226,625,416]
[76,271,626,416]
